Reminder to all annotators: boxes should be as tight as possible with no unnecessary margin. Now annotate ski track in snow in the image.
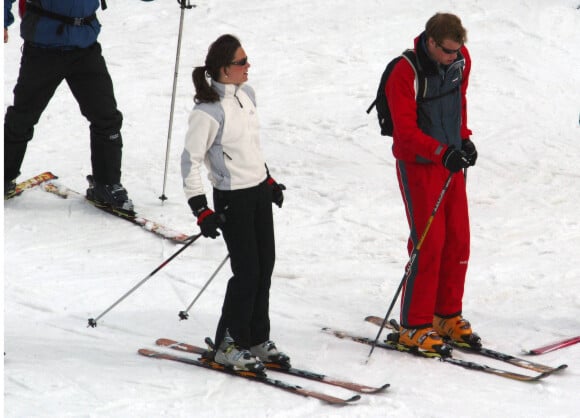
[3,1,580,417]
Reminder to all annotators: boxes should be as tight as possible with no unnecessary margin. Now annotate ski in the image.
[4,171,58,200]
[523,336,580,356]
[41,180,191,244]
[322,327,555,382]
[364,315,567,374]
[155,338,389,394]
[138,348,361,405]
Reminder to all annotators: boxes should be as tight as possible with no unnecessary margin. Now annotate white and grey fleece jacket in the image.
[181,81,268,203]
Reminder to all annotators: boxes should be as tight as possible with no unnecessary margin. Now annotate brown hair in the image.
[192,34,242,103]
[425,13,467,45]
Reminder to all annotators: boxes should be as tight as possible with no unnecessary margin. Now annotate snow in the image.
[3,0,580,417]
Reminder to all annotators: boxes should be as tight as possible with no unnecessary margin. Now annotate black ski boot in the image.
[86,175,134,214]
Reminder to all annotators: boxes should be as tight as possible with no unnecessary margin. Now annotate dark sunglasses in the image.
[230,57,248,66]
[437,43,461,55]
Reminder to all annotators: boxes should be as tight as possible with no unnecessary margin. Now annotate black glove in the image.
[188,195,222,239]
[442,147,471,173]
[267,176,286,208]
[197,208,222,238]
[461,139,478,166]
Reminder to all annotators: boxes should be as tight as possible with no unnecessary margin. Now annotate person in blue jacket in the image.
[4,0,15,42]
[3,0,133,212]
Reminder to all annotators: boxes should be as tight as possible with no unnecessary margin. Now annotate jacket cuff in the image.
[188,195,209,216]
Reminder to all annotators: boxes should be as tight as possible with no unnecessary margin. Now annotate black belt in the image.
[26,3,97,35]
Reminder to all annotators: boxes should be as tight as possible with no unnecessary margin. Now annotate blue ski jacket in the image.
[20,0,102,48]
[4,0,15,28]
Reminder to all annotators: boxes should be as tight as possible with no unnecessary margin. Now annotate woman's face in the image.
[221,47,250,85]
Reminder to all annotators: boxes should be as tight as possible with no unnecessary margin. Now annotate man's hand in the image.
[442,147,470,173]
[461,139,478,166]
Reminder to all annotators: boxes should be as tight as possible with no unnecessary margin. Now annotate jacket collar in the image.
[414,32,464,75]
[211,80,242,98]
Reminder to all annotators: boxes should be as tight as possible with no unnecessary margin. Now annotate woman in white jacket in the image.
[181,34,288,372]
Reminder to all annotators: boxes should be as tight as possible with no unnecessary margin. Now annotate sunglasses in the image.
[437,43,461,55]
[230,57,248,66]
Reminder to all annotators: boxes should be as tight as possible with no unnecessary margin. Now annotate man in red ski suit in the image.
[385,13,480,354]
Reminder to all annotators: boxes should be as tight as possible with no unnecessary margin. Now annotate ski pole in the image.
[367,172,454,361]
[178,253,230,320]
[159,0,196,202]
[88,233,202,327]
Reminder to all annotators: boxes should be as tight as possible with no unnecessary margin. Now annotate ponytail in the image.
[192,66,219,104]
[192,34,241,104]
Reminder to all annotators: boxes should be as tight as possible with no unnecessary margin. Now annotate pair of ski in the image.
[323,315,568,382]
[139,338,390,405]
[6,172,190,244]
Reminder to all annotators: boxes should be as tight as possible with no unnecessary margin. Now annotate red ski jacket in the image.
[386,34,472,164]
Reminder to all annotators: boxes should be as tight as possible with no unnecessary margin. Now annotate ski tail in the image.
[5,172,58,199]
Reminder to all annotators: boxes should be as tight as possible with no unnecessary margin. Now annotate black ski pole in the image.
[178,254,230,320]
[159,0,196,202]
[366,172,454,361]
[87,233,202,327]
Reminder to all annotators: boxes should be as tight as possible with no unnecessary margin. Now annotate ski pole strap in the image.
[25,3,97,35]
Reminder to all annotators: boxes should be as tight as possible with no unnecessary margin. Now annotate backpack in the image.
[367,49,463,137]
[366,49,423,137]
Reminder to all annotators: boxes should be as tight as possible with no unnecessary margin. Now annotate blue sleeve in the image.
[4,0,15,28]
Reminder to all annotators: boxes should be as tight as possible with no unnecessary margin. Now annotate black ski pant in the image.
[212,180,276,349]
[4,42,124,185]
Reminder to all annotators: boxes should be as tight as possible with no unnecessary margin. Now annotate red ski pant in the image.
[396,161,470,328]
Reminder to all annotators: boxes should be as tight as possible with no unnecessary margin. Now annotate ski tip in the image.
[138,348,159,357]
[533,370,555,381]
[346,394,362,403]
[359,382,390,393]
[379,382,391,391]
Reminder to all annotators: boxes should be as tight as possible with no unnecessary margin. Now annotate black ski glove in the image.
[442,147,471,173]
[267,176,286,208]
[461,139,478,166]
[188,195,222,239]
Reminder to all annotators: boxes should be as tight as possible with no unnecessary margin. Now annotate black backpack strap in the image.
[25,3,97,35]
[366,99,376,114]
